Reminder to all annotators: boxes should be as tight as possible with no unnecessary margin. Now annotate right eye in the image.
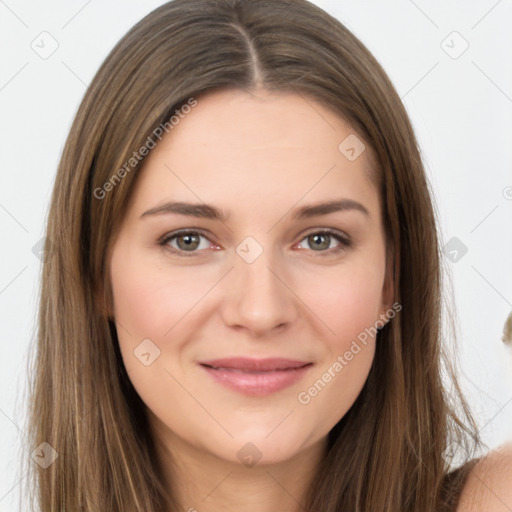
[159,230,215,257]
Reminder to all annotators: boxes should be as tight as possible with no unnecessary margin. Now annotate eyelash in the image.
[158,228,352,257]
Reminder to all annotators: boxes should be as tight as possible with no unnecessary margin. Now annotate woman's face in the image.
[108,89,393,467]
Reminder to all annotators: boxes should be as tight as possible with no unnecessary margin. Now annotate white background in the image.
[1,1,511,509]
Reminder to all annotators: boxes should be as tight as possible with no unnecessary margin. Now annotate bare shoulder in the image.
[456,441,512,512]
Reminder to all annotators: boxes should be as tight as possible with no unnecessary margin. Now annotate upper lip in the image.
[198,357,312,372]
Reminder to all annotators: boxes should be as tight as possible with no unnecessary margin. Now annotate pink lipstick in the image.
[198,357,313,396]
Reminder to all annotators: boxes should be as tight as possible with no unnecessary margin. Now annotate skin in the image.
[108,88,394,511]
[457,442,512,512]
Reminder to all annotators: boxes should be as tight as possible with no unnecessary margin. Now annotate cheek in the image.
[109,248,200,417]
[294,259,383,421]
[297,338,376,432]
[306,259,385,350]
[109,244,223,389]
[110,247,212,341]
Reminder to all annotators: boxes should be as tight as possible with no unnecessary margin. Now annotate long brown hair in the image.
[22,0,483,510]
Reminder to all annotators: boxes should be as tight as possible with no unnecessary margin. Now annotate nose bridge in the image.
[222,237,297,334]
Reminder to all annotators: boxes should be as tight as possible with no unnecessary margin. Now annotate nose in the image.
[220,246,299,337]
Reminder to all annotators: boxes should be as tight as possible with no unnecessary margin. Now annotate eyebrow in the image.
[140,198,370,221]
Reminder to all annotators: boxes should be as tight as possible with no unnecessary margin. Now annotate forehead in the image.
[128,89,380,222]
[157,88,367,165]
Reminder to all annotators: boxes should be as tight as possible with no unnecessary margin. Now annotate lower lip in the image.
[199,364,312,396]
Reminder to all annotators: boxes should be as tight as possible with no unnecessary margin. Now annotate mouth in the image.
[198,357,313,396]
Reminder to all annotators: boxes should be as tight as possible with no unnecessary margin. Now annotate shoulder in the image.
[456,441,512,512]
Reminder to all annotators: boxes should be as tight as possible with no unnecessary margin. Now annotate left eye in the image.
[296,231,351,253]
[159,229,351,256]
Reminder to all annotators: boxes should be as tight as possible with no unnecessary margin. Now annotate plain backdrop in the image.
[1,1,511,509]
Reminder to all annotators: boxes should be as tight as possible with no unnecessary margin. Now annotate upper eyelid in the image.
[160,227,350,250]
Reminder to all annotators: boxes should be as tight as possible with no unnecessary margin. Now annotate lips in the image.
[198,357,313,396]
[198,357,311,372]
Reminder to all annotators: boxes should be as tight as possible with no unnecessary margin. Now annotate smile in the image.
[198,358,313,396]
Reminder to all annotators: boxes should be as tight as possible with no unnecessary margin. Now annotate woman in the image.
[23,0,512,510]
